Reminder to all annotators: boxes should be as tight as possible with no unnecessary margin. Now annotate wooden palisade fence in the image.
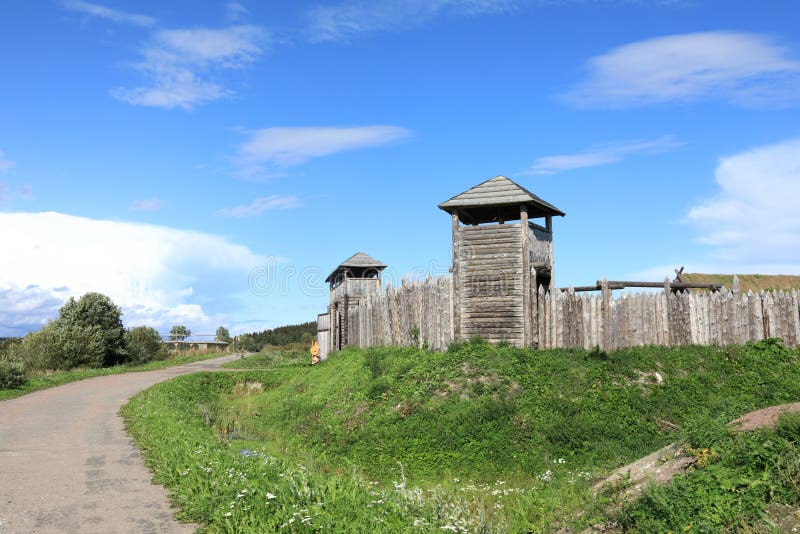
[347,276,452,351]
[343,275,800,351]
[324,177,800,353]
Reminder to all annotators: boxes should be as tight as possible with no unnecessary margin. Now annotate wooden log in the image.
[601,278,611,350]
[598,280,724,290]
[521,204,531,346]
[452,213,461,341]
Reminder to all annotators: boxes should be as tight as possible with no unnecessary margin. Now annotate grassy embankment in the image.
[122,339,800,532]
[0,351,228,401]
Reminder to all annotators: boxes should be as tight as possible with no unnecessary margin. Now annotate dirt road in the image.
[0,354,243,533]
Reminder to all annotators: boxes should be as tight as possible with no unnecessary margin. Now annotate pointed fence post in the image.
[664,277,673,346]
[600,277,611,350]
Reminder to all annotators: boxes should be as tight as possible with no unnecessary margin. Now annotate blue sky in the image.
[2,0,800,336]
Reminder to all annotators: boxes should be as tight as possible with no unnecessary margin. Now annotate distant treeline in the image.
[237,322,316,352]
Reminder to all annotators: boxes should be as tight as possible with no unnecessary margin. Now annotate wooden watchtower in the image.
[325,252,387,351]
[438,176,565,346]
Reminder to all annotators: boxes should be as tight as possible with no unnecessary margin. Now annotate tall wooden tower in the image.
[438,176,565,346]
[325,252,386,352]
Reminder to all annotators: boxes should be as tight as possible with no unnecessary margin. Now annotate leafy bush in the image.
[58,292,126,366]
[7,328,62,371]
[9,320,106,370]
[124,326,164,365]
[54,322,107,369]
[7,292,128,372]
[0,358,26,388]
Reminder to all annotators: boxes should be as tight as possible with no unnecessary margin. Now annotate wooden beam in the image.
[451,212,461,341]
[520,204,531,346]
[564,281,725,292]
[595,281,724,290]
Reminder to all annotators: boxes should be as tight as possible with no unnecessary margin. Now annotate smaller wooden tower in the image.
[325,252,387,352]
[439,176,565,347]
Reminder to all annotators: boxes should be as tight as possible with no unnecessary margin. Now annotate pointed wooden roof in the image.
[325,252,387,283]
[438,176,564,223]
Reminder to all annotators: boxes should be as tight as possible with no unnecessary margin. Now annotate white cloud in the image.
[524,136,682,175]
[113,25,267,110]
[218,195,301,218]
[306,0,519,41]
[566,31,800,107]
[684,137,800,271]
[130,198,165,211]
[61,0,156,27]
[226,1,250,22]
[236,126,411,177]
[0,150,15,173]
[0,212,267,335]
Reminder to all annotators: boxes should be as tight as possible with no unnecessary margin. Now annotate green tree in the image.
[170,325,191,341]
[56,292,125,366]
[215,326,233,344]
[125,326,164,365]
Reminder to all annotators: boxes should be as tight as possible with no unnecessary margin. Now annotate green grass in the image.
[123,371,541,532]
[223,345,308,370]
[0,351,228,401]
[618,412,800,532]
[122,338,800,532]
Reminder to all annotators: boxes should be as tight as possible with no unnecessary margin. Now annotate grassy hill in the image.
[123,338,800,532]
[682,273,800,292]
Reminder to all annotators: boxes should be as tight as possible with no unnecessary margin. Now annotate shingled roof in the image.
[438,175,564,224]
[325,252,387,283]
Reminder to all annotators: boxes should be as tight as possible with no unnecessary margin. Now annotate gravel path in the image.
[0,354,243,534]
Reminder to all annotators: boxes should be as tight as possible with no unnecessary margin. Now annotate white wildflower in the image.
[266,492,277,500]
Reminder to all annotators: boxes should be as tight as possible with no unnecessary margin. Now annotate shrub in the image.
[8,321,106,371]
[8,292,128,372]
[7,327,63,371]
[53,322,106,369]
[0,358,26,388]
[58,293,126,366]
[125,326,164,365]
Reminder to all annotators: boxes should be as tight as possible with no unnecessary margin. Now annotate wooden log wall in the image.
[339,276,800,352]
[528,224,553,268]
[457,223,524,345]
